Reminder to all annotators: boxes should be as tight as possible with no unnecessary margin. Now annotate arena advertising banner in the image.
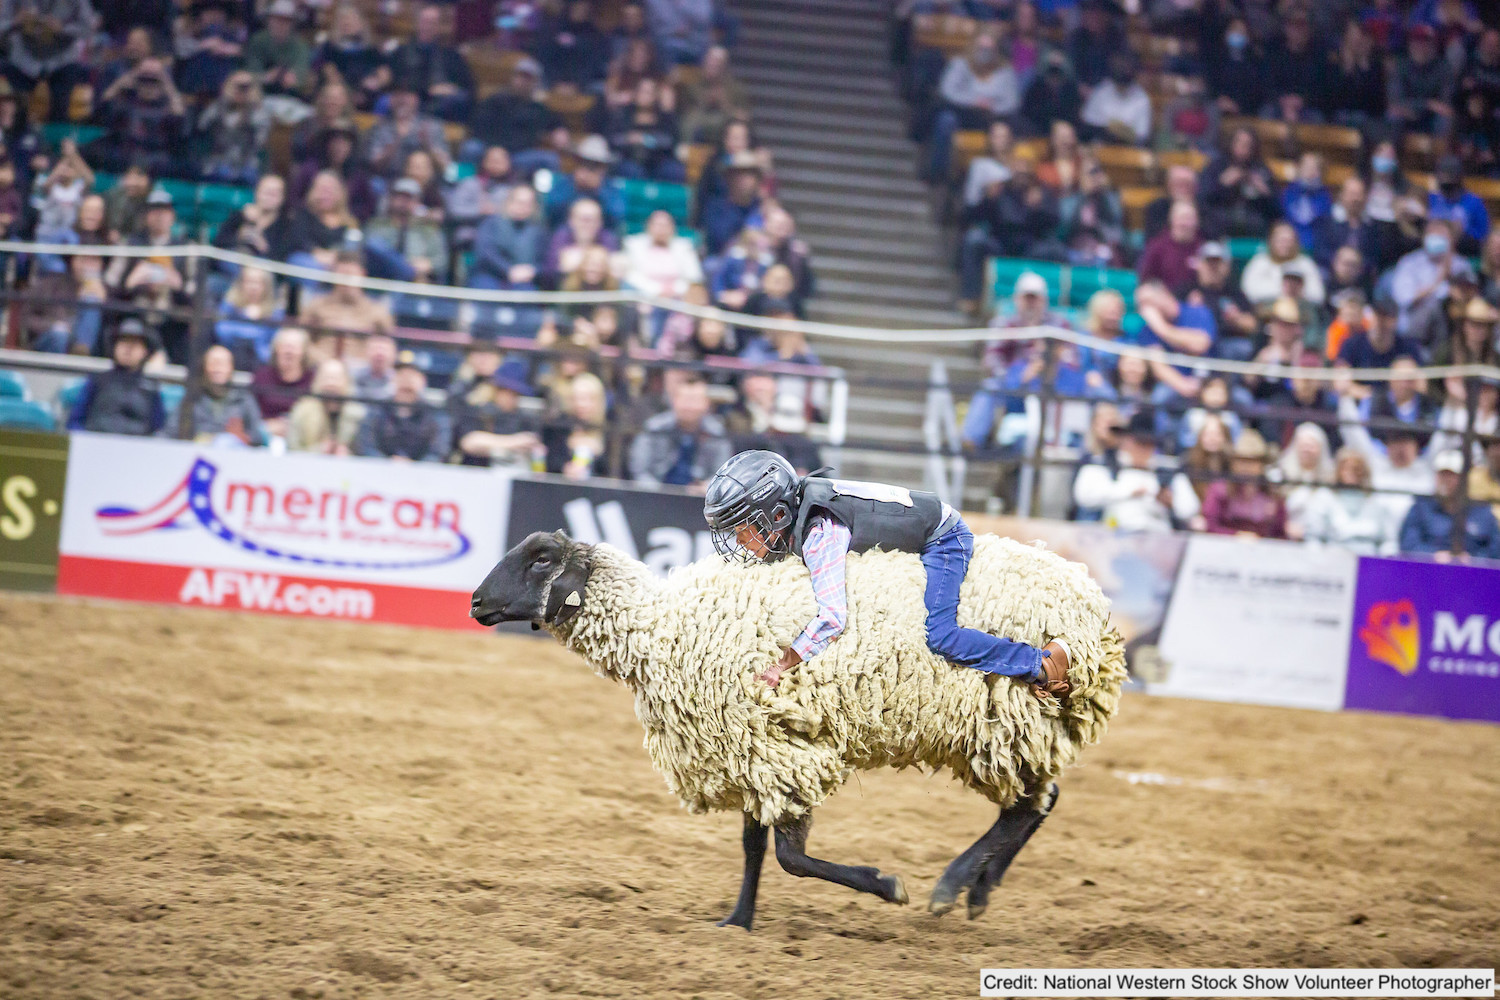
[1154,536,1358,712]
[56,433,510,629]
[962,513,1187,675]
[0,429,69,593]
[505,476,711,576]
[1345,557,1500,724]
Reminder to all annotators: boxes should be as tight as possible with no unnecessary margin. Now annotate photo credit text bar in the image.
[978,969,1496,997]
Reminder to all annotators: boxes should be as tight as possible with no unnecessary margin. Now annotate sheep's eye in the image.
[532,556,551,570]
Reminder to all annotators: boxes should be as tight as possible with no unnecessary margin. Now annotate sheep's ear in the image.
[543,544,593,626]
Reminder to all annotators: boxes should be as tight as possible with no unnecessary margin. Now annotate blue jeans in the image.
[920,520,1043,680]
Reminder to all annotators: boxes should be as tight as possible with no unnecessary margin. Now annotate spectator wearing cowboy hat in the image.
[1072,409,1202,532]
[450,362,543,468]
[243,0,313,100]
[700,150,763,255]
[544,134,627,229]
[1200,429,1288,538]
[65,319,167,436]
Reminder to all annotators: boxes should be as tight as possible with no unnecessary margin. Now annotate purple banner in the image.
[1345,556,1500,724]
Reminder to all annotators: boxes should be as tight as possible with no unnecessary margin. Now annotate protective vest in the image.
[790,477,946,558]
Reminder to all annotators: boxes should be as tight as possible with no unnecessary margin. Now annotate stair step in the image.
[744,80,906,116]
[809,298,971,329]
[757,122,913,155]
[738,63,894,93]
[771,145,919,179]
[804,231,945,259]
[775,166,926,198]
[735,26,888,55]
[813,336,974,367]
[788,209,943,242]
[816,275,955,305]
[778,187,932,217]
[736,7,887,38]
[846,394,929,416]
[814,253,954,283]
[751,105,910,140]
[736,45,885,74]
[742,0,889,15]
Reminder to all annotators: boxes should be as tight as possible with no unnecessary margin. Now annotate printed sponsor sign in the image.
[57,433,510,628]
[506,476,712,577]
[0,430,69,593]
[1154,536,1357,711]
[1345,556,1500,724]
[962,514,1188,675]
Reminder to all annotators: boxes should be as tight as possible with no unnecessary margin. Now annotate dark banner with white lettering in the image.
[505,477,711,577]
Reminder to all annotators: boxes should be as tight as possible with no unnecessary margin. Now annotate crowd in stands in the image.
[896,0,1500,558]
[0,0,831,490]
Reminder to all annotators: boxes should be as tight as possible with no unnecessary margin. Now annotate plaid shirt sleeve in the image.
[791,515,851,661]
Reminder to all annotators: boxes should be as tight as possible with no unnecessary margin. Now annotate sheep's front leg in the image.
[716,812,768,931]
[773,813,908,905]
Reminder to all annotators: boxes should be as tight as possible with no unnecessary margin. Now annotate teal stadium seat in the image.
[613,178,692,227]
[0,399,57,432]
[0,369,27,399]
[990,258,1064,302]
[54,377,85,419]
[1227,237,1264,262]
[40,122,105,149]
[160,382,185,415]
[1068,266,1138,307]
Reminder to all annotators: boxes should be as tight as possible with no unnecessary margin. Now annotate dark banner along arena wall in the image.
[506,477,712,577]
[0,430,69,593]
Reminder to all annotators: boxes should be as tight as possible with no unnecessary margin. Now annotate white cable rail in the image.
[4,239,1499,384]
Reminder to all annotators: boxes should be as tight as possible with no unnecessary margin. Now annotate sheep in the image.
[471,529,1127,929]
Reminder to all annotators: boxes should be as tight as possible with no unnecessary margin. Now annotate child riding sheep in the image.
[702,451,1073,698]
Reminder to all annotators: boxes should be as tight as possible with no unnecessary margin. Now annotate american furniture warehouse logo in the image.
[94,458,471,570]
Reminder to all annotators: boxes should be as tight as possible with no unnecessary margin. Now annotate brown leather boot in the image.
[1031,640,1071,700]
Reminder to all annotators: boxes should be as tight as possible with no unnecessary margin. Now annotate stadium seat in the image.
[684,143,714,185]
[1227,237,1263,262]
[991,258,1064,302]
[912,13,978,56]
[1094,146,1156,188]
[0,399,57,432]
[40,122,105,149]
[951,130,987,177]
[160,383,185,415]
[0,369,27,399]
[1156,149,1206,173]
[613,178,692,227]
[1067,266,1137,307]
[1294,123,1362,166]
[54,378,85,419]
[544,91,597,132]
[1120,185,1162,233]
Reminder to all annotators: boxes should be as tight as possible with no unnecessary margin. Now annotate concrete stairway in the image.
[730,0,980,492]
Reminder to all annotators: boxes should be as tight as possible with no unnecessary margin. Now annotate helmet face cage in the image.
[710,503,791,565]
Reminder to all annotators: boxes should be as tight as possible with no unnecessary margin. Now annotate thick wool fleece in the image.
[550,535,1127,827]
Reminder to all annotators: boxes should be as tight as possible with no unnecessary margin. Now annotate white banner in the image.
[1151,536,1357,711]
[57,434,511,627]
[980,968,1496,997]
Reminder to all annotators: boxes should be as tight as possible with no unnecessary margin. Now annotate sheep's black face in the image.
[470,531,592,628]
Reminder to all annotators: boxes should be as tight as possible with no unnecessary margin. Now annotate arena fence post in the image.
[1025,337,1060,519]
[1452,372,1482,558]
[175,254,213,441]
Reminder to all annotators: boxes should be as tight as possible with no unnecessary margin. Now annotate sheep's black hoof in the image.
[882,875,908,905]
[967,897,988,920]
[715,914,753,931]
[928,885,959,917]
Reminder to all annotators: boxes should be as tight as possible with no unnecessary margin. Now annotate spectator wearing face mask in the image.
[1389,218,1475,340]
[1205,15,1263,118]
[1427,155,1491,256]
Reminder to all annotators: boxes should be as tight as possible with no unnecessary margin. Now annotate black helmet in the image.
[703,450,800,564]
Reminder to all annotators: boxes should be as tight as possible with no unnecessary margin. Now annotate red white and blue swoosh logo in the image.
[95,458,470,570]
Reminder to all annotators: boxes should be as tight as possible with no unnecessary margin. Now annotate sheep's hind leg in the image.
[716,812,768,931]
[773,813,908,905]
[931,783,1059,920]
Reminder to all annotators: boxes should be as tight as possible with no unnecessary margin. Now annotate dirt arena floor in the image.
[2,594,1499,1000]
